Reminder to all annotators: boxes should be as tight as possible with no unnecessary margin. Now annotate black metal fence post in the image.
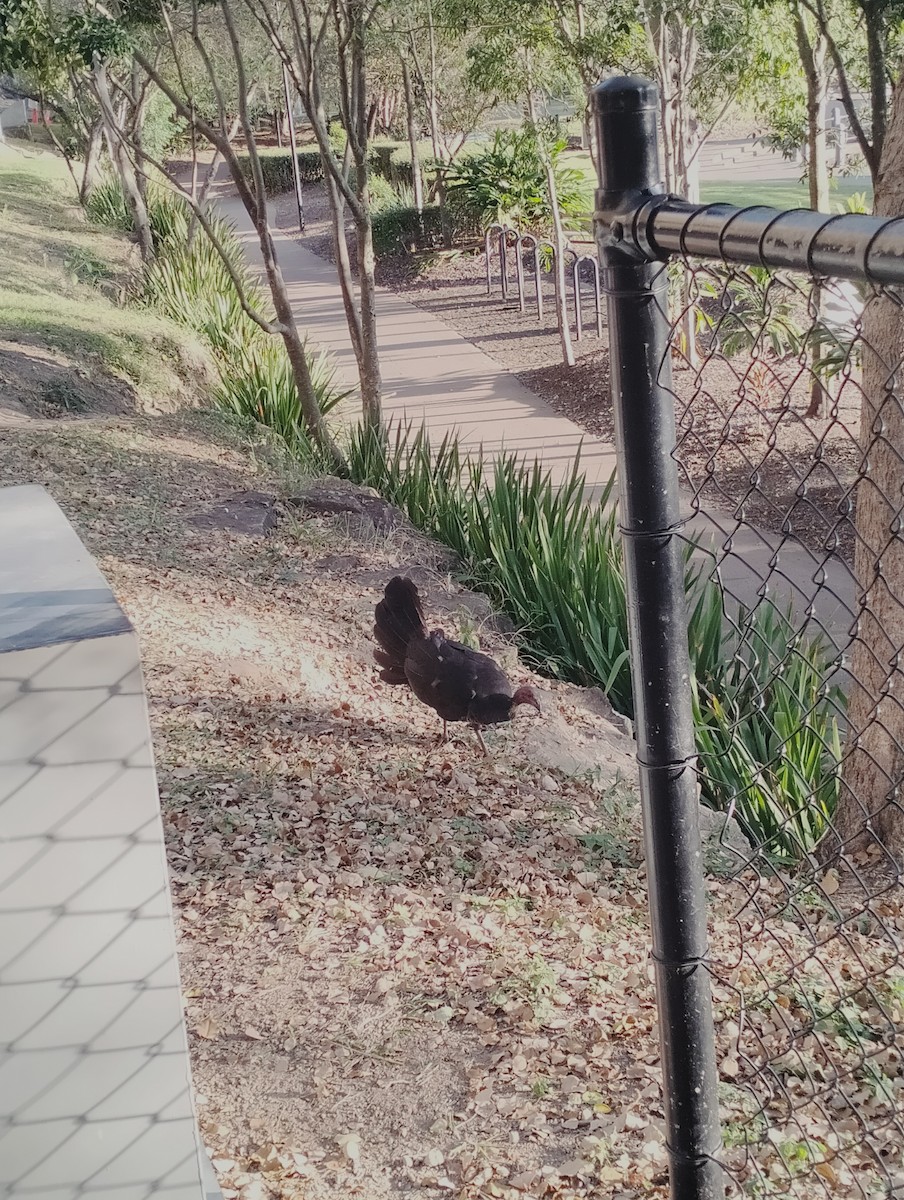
[592,76,724,1200]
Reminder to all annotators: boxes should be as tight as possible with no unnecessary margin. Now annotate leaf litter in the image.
[2,409,902,1200]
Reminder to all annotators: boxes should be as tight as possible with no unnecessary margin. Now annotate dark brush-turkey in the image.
[373,576,540,752]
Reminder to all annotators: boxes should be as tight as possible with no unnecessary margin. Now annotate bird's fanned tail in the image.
[373,576,427,683]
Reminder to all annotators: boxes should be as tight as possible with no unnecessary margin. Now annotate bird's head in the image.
[512,685,541,714]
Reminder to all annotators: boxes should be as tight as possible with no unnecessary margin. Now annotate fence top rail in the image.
[596,194,904,286]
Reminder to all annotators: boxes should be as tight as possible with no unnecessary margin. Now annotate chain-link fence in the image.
[0,487,215,1199]
[594,77,904,1200]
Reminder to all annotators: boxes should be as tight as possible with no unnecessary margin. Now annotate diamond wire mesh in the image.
[651,243,904,1198]
[0,637,206,1197]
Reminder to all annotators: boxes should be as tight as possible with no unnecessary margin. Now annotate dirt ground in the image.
[4,402,902,1200]
[276,185,862,568]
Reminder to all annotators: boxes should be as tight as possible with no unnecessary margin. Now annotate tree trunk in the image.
[249,167,343,466]
[78,119,103,203]
[130,62,151,205]
[864,0,888,167]
[355,210,383,427]
[400,56,424,212]
[545,159,575,368]
[424,10,443,164]
[836,72,904,863]
[527,94,574,369]
[797,6,832,418]
[798,12,831,213]
[582,101,598,174]
[324,171,364,363]
[92,59,154,263]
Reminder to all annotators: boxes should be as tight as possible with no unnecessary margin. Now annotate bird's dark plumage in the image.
[373,576,540,748]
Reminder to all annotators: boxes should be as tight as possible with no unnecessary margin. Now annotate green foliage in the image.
[328,120,347,155]
[369,202,476,256]
[140,214,263,360]
[0,0,129,84]
[368,138,437,189]
[65,245,114,287]
[693,603,843,864]
[444,127,586,231]
[85,174,133,230]
[215,337,350,466]
[366,173,400,214]
[347,422,704,720]
[85,171,343,460]
[140,89,179,162]
[236,148,324,197]
[839,190,871,214]
[697,266,806,358]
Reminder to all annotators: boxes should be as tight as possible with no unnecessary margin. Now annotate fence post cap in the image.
[592,75,659,114]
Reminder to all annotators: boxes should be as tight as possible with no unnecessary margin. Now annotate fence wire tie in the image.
[634,754,698,772]
[617,515,692,538]
[663,1144,723,1168]
[650,948,713,972]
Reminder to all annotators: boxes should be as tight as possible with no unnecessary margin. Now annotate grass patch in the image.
[0,148,212,411]
[699,176,873,210]
[80,171,348,448]
[561,145,873,211]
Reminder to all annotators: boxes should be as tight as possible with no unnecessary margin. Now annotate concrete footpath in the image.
[222,197,857,644]
[221,198,618,495]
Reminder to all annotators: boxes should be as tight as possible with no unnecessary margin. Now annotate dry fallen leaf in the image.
[336,1133,362,1171]
[821,869,840,896]
[195,1016,220,1041]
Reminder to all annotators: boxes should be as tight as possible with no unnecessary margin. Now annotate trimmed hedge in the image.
[371,203,479,256]
[237,148,324,196]
[368,139,437,190]
[371,205,442,255]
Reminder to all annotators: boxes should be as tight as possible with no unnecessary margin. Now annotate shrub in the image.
[367,139,436,189]
[87,173,343,462]
[215,337,351,465]
[236,148,324,197]
[328,120,347,155]
[693,603,844,864]
[367,173,400,214]
[140,210,264,359]
[370,205,443,256]
[444,127,587,232]
[368,140,398,181]
[85,174,132,230]
[142,90,179,161]
[696,265,807,359]
[347,422,716,719]
[86,174,194,245]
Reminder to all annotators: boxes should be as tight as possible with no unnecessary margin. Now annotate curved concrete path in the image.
[222,196,856,646]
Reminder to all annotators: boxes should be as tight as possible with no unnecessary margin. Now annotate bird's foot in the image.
[472,726,489,757]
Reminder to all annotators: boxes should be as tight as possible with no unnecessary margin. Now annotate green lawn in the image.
[0,141,211,409]
[699,177,872,211]
[562,149,873,213]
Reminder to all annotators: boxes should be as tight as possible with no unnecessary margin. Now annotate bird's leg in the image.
[436,718,448,748]
[472,726,489,756]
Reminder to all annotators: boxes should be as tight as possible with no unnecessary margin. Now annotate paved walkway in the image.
[222,196,857,645]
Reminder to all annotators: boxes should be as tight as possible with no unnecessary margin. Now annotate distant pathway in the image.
[221,196,857,644]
